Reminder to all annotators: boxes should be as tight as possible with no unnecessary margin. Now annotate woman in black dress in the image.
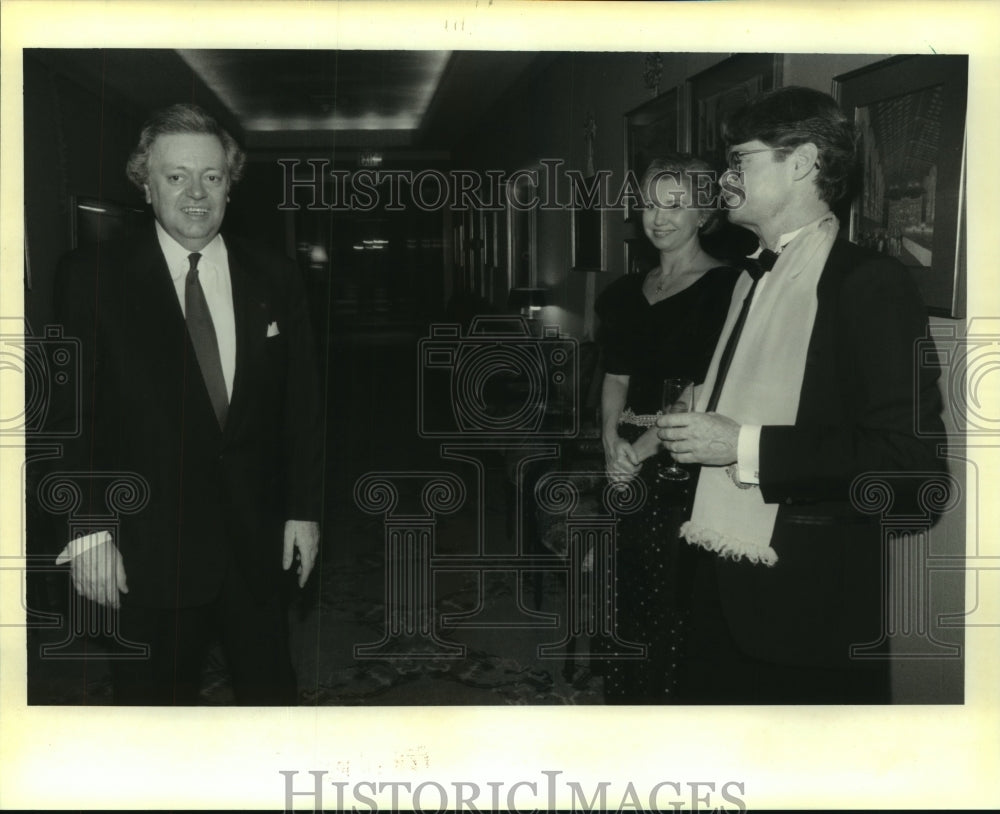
[595,154,738,703]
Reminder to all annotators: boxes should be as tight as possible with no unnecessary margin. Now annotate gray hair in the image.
[126,103,246,189]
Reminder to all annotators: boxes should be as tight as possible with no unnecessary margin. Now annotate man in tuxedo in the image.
[656,87,946,703]
[50,103,324,704]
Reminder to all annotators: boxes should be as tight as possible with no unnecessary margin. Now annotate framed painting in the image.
[689,53,782,168]
[507,170,537,288]
[464,208,482,293]
[623,86,680,222]
[834,54,968,318]
[623,237,658,277]
[572,179,606,271]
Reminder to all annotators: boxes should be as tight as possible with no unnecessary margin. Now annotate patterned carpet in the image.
[295,550,604,706]
[27,512,607,706]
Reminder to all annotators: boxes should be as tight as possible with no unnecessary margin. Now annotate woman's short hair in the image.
[641,153,722,234]
[722,85,859,206]
[126,103,246,189]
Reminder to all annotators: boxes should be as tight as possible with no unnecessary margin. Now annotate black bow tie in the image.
[744,248,779,280]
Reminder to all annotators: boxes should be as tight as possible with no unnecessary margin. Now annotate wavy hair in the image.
[126,103,246,189]
[721,85,859,206]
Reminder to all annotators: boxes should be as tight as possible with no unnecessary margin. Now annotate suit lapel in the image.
[792,239,849,429]
[226,241,268,436]
[128,230,196,397]
[128,227,223,438]
[130,232,274,441]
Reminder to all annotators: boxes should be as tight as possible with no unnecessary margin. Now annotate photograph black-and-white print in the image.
[689,53,782,167]
[3,3,998,811]
[18,44,969,707]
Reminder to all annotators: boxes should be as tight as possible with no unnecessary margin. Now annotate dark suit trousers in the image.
[677,550,891,705]
[108,567,296,706]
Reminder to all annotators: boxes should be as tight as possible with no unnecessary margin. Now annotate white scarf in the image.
[681,214,839,565]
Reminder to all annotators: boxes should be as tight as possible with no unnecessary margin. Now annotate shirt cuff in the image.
[737,424,762,485]
[55,531,113,565]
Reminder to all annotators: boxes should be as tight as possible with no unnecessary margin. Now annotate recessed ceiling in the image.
[177,49,451,133]
[27,48,545,156]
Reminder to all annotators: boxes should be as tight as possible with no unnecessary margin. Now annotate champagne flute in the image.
[658,377,693,481]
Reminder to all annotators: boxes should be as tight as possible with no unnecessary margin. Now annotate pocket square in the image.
[266,321,280,337]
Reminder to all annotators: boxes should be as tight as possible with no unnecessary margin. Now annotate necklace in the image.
[650,266,705,297]
[653,269,685,293]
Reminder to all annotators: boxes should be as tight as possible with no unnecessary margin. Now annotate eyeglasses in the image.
[725,147,789,171]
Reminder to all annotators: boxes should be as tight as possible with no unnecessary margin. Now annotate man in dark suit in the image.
[50,103,324,705]
[656,87,946,703]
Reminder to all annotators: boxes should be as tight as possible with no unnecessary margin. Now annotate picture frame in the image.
[453,221,464,274]
[622,86,680,222]
[483,209,497,270]
[481,208,496,300]
[494,189,509,294]
[688,53,782,168]
[572,178,605,271]
[623,237,658,277]
[462,208,477,293]
[834,54,968,318]
[507,169,537,288]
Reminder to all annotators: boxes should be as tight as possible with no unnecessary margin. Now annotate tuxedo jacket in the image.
[50,225,324,608]
[710,238,947,669]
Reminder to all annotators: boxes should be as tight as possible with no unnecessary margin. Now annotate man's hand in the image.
[282,520,320,587]
[656,411,741,466]
[70,539,128,608]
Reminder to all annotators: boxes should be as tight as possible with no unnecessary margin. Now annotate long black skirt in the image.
[600,422,699,704]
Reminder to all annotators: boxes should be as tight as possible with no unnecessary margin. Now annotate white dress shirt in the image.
[56,226,236,563]
[156,223,236,399]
